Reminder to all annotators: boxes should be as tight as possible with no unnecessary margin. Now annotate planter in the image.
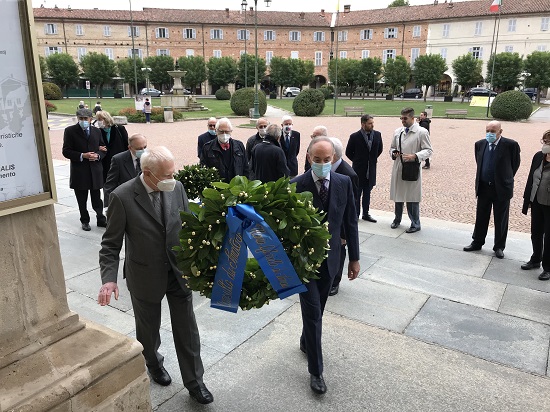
[386,94,394,101]
[444,95,453,102]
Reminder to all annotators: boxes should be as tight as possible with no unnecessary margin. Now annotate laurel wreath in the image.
[175,164,220,200]
[174,176,330,310]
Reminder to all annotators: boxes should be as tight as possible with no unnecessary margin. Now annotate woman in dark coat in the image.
[522,129,550,280]
[96,110,129,183]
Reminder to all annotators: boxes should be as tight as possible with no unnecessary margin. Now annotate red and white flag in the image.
[490,0,501,12]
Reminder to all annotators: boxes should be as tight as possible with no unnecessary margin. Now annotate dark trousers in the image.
[145,112,151,122]
[130,273,204,390]
[356,179,372,218]
[529,198,550,270]
[299,261,332,376]
[472,182,510,250]
[74,189,104,223]
[394,202,420,229]
[331,243,347,289]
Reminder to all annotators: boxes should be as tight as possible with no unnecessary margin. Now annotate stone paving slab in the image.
[156,305,550,412]
[360,235,491,278]
[483,259,550,294]
[67,291,136,336]
[499,285,550,326]
[56,210,107,239]
[58,230,103,280]
[366,257,506,310]
[405,297,550,375]
[326,278,428,333]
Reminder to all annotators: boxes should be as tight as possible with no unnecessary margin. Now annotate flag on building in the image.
[490,0,502,12]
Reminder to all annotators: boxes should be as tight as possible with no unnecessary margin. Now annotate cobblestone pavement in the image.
[48,108,550,233]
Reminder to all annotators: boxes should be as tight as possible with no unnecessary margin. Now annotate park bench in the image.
[344,106,364,116]
[445,109,468,118]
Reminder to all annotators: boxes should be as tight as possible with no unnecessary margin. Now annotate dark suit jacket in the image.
[522,151,544,214]
[200,138,249,182]
[281,130,301,176]
[474,136,521,200]
[246,133,263,162]
[335,159,359,208]
[99,177,190,303]
[251,139,289,182]
[197,131,216,158]
[345,129,383,188]
[100,125,129,182]
[104,150,138,207]
[62,123,105,190]
[292,171,359,279]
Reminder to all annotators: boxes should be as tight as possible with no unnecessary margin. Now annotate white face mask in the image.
[151,171,176,192]
[258,128,267,137]
[542,144,550,154]
[283,125,292,134]
[96,120,104,128]
[218,133,231,144]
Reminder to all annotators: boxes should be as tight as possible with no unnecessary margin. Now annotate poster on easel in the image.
[0,0,54,215]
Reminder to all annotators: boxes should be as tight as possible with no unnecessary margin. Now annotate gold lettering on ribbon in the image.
[218,233,243,306]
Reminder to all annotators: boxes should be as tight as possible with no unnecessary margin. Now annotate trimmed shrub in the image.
[490,90,533,121]
[230,87,267,116]
[117,107,184,123]
[319,86,333,100]
[292,89,325,117]
[215,88,231,100]
[43,82,62,100]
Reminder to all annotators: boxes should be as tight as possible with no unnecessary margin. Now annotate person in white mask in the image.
[103,133,147,207]
[521,129,550,280]
[200,117,249,182]
[98,146,214,405]
[280,115,301,178]
[245,117,269,163]
[463,120,520,259]
[197,117,218,160]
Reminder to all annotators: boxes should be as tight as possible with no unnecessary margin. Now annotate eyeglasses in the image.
[217,130,232,134]
[400,117,411,120]
[208,124,216,128]
[258,125,268,129]
[541,139,550,144]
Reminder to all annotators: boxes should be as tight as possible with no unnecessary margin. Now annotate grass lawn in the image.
[50,97,235,118]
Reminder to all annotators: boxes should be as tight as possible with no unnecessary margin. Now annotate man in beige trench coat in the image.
[389,107,433,233]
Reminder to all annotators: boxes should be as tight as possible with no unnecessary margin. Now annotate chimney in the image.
[343,4,351,13]
[225,8,230,18]
[250,6,254,16]
[320,9,325,17]
[300,12,305,19]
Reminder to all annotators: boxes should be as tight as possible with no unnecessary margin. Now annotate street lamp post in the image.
[129,0,138,96]
[250,0,271,119]
[241,1,248,88]
[373,71,377,100]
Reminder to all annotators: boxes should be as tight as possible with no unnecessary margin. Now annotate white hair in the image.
[307,136,335,154]
[216,117,233,131]
[330,137,343,160]
[140,146,174,173]
[128,133,147,145]
[312,125,328,137]
[281,115,293,123]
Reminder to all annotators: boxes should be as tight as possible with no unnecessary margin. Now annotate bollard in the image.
[164,106,173,123]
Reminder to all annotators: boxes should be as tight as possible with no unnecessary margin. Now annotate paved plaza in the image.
[49,108,550,411]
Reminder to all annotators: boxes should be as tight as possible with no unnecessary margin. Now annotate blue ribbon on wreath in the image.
[211,203,307,313]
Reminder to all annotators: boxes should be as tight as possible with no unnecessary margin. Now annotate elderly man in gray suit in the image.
[97,146,213,405]
[103,133,147,207]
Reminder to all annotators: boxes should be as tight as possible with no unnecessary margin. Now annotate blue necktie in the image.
[405,127,409,134]
[319,179,328,210]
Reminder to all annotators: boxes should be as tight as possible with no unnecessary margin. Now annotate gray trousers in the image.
[394,202,420,229]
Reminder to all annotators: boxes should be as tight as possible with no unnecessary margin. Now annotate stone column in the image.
[0,206,151,411]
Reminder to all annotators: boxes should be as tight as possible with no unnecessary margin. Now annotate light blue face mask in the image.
[79,120,89,129]
[208,129,216,136]
[311,161,331,179]
[486,132,497,143]
[135,149,145,158]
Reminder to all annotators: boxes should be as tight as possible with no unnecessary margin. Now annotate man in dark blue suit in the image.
[197,117,217,160]
[292,137,360,395]
[345,114,383,222]
[463,120,520,259]
[280,115,301,178]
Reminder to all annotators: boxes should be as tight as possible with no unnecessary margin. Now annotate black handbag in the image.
[399,131,420,181]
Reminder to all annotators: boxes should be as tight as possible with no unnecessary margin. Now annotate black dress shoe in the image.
[521,261,541,270]
[362,214,377,223]
[189,383,214,404]
[422,164,430,170]
[538,271,550,281]
[494,249,504,259]
[81,223,91,231]
[300,343,307,354]
[329,285,339,296]
[390,222,400,229]
[97,218,107,228]
[310,375,327,394]
[148,367,172,386]
[463,243,482,252]
[405,227,420,233]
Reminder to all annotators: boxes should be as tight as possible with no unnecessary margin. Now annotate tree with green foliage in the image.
[39,55,48,81]
[486,52,523,91]
[207,56,238,89]
[523,51,550,104]
[328,58,361,98]
[144,55,174,92]
[289,59,315,89]
[45,53,79,98]
[412,54,448,102]
[237,54,267,88]
[383,56,410,99]
[79,52,117,98]
[117,57,145,95]
[268,56,289,98]
[388,0,409,7]
[177,55,207,93]
[357,57,383,98]
[451,53,484,102]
